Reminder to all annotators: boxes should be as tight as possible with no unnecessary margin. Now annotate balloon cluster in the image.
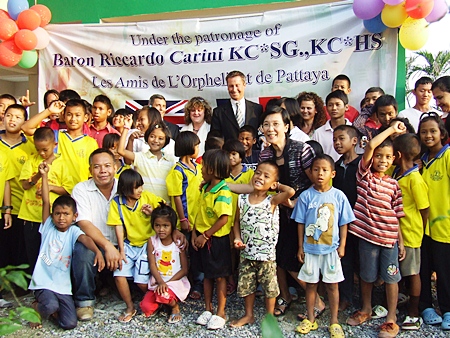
[353,0,449,50]
[0,0,51,69]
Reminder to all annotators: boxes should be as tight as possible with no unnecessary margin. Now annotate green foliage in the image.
[261,314,283,338]
[0,264,41,335]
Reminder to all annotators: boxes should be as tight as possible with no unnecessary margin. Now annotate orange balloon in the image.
[405,0,434,19]
[17,9,41,31]
[30,4,51,27]
[15,29,37,50]
[0,9,11,20]
[0,39,23,67]
[0,18,19,41]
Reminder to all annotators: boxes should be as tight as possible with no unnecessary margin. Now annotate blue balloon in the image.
[363,13,388,33]
[7,0,29,20]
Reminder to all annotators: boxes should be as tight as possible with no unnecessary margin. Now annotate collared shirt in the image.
[312,119,352,161]
[231,98,246,117]
[72,178,118,245]
[89,123,120,147]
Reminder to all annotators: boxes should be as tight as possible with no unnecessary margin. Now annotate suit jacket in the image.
[211,99,263,141]
[164,120,180,141]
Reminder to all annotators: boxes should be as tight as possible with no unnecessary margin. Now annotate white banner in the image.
[39,2,398,121]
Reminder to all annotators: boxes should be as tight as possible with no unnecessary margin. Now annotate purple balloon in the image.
[383,0,404,5]
[353,0,386,20]
[364,13,388,33]
[426,0,449,23]
[6,0,29,20]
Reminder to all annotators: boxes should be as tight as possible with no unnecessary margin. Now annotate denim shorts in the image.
[114,241,150,284]
[359,239,401,284]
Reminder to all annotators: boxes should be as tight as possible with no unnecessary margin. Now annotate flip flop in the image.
[371,305,388,319]
[118,309,137,323]
[168,313,182,324]
[422,307,442,325]
[397,293,409,307]
[297,306,326,321]
[347,310,371,326]
[189,290,201,300]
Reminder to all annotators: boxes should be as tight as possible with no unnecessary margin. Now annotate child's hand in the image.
[297,247,305,264]
[38,162,49,175]
[233,239,245,250]
[337,245,345,259]
[194,235,207,250]
[191,232,198,251]
[94,251,105,272]
[391,121,406,135]
[48,100,65,115]
[398,243,406,262]
[19,90,36,108]
[124,115,133,129]
[3,214,12,229]
[180,219,190,232]
[119,251,128,267]
[129,130,143,141]
[155,283,168,296]
[141,204,153,216]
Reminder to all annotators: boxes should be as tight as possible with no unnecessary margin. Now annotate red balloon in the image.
[17,9,41,31]
[405,0,434,19]
[0,39,23,67]
[14,29,37,50]
[30,4,51,27]
[0,9,11,20]
[0,18,19,41]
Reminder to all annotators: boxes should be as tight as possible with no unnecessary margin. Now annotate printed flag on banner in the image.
[125,99,187,126]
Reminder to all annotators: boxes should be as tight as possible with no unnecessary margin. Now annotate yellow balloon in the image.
[399,17,429,50]
[381,2,408,28]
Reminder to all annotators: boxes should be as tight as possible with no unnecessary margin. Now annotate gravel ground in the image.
[2,282,448,338]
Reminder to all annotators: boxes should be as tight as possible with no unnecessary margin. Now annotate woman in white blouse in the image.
[181,97,212,157]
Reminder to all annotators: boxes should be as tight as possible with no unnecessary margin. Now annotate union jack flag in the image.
[125,99,188,126]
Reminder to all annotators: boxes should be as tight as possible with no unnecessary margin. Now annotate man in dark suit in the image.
[211,70,263,142]
[148,94,180,140]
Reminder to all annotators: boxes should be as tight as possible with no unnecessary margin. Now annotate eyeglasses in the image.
[419,111,441,120]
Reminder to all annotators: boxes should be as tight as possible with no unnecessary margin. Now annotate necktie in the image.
[236,102,244,128]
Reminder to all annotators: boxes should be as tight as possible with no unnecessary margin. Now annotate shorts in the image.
[359,239,401,284]
[237,257,279,299]
[197,232,232,279]
[399,247,420,277]
[114,241,150,284]
[298,250,344,284]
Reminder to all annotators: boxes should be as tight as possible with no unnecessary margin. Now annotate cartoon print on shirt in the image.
[306,203,334,245]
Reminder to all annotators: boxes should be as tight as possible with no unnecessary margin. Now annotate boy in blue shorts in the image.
[293,154,355,337]
[347,121,406,338]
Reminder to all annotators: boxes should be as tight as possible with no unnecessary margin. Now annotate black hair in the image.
[5,103,28,120]
[89,148,115,166]
[418,113,449,145]
[264,98,281,113]
[204,136,224,151]
[103,133,120,149]
[393,134,421,161]
[415,76,433,89]
[151,201,177,232]
[139,106,164,132]
[239,125,258,139]
[175,131,200,157]
[93,94,114,113]
[52,195,77,214]
[260,106,291,132]
[202,149,230,180]
[114,108,128,117]
[256,160,279,180]
[144,123,171,149]
[59,89,80,102]
[389,117,415,134]
[374,95,398,114]
[43,89,59,109]
[223,139,246,160]
[306,140,323,156]
[0,93,16,102]
[206,130,224,140]
[279,97,302,127]
[332,74,351,88]
[375,138,394,151]
[333,124,360,140]
[325,90,349,106]
[149,94,166,106]
[311,154,335,170]
[34,127,55,142]
[117,169,144,198]
[432,76,450,93]
[365,87,385,95]
[64,99,88,115]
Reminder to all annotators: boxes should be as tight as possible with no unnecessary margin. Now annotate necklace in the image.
[275,152,284,160]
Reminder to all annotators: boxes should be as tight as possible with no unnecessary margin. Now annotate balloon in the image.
[426,0,449,22]
[405,0,435,19]
[14,29,37,50]
[399,17,429,50]
[33,27,50,50]
[0,39,23,67]
[30,4,52,27]
[353,0,386,20]
[18,50,38,68]
[17,9,41,31]
[364,13,388,33]
[0,9,11,20]
[383,0,404,4]
[6,0,29,20]
[381,2,408,27]
[0,18,19,41]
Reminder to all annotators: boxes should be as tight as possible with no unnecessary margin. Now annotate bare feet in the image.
[230,315,255,327]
